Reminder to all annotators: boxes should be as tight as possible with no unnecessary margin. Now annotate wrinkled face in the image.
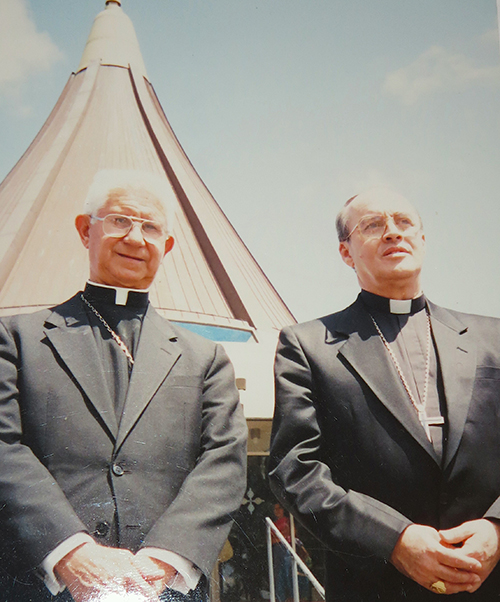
[339,191,425,296]
[76,188,174,290]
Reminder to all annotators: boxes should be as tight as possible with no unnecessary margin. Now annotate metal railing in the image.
[265,516,325,602]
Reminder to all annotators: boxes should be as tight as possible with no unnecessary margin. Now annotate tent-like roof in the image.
[0,1,296,417]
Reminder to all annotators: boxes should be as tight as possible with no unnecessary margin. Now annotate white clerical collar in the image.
[87,281,150,307]
[389,299,413,314]
[360,290,426,315]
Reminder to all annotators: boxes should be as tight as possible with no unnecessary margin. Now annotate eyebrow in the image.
[361,211,413,216]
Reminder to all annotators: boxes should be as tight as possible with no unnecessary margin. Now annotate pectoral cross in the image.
[418,409,445,442]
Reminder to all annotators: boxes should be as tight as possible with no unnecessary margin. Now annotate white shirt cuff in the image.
[137,548,202,594]
[41,533,94,595]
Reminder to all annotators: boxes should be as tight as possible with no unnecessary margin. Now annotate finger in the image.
[132,556,166,581]
[439,524,475,545]
[465,579,484,594]
[153,579,167,595]
[124,576,161,601]
[434,565,482,586]
[110,560,159,595]
[430,580,479,596]
[102,581,159,602]
[435,546,482,571]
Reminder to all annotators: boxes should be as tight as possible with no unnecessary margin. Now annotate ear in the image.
[163,236,175,257]
[339,241,355,269]
[75,214,92,249]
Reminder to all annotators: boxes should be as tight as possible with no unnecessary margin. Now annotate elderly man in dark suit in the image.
[269,188,500,601]
[0,169,247,602]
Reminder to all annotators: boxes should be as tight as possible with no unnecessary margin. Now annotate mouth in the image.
[383,246,410,257]
[117,252,145,263]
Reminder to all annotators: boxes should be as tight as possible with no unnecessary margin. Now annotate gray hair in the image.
[83,169,176,236]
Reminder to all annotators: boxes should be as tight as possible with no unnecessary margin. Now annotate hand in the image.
[391,524,482,594]
[133,555,177,595]
[439,519,500,593]
[55,542,161,602]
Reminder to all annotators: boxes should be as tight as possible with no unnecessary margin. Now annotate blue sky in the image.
[0,0,499,322]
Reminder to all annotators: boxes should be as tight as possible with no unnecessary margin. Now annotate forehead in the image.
[100,187,167,221]
[347,191,419,224]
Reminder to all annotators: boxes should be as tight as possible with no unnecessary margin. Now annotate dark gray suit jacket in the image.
[0,294,247,586]
[269,296,500,601]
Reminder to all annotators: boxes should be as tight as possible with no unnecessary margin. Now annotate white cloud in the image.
[0,0,62,90]
[383,44,500,105]
[479,28,499,49]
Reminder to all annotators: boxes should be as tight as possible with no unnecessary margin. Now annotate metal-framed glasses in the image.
[345,213,420,241]
[91,214,166,243]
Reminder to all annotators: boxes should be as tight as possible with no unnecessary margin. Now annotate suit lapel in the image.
[428,303,476,470]
[43,295,118,438]
[332,301,439,462]
[115,306,181,451]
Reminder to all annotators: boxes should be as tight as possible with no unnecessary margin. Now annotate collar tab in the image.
[360,290,426,315]
[85,281,149,309]
[389,299,412,314]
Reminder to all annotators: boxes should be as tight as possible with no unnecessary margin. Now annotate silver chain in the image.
[81,294,135,365]
[369,312,434,439]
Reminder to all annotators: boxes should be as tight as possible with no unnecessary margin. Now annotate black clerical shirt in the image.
[82,282,148,419]
[360,290,447,461]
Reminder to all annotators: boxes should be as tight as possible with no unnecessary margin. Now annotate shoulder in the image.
[428,302,500,362]
[428,301,500,333]
[280,299,359,344]
[146,306,223,358]
[0,294,82,334]
[166,321,220,352]
[149,316,236,383]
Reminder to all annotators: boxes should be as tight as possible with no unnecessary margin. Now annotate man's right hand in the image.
[390,524,482,595]
[55,542,163,602]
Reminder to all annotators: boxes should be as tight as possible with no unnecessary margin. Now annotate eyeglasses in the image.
[91,214,166,243]
[345,213,421,240]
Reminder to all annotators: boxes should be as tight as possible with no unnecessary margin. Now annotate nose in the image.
[123,221,146,245]
[382,216,402,241]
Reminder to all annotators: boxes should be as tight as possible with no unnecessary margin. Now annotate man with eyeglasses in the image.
[269,188,500,601]
[0,169,247,602]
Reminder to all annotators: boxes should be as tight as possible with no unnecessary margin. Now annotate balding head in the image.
[337,187,426,299]
[336,188,423,242]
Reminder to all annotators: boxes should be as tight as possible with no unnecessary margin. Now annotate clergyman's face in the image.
[338,191,425,297]
[76,188,174,290]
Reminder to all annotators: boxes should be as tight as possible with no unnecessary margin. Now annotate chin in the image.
[121,281,148,290]
[387,256,419,270]
[108,275,147,289]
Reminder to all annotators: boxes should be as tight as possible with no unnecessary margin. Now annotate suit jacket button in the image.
[94,521,110,537]
[440,492,449,506]
[112,463,125,476]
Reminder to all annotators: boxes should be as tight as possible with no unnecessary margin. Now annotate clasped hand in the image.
[55,542,177,602]
[391,519,500,595]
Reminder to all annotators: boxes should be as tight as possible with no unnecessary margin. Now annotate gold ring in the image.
[430,580,446,594]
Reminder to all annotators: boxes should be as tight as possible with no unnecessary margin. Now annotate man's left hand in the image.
[439,519,500,593]
[133,555,177,595]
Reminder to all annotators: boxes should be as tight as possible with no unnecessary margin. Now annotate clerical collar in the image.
[84,282,149,309]
[360,290,426,315]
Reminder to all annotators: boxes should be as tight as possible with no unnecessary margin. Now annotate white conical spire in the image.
[0,2,295,418]
[77,1,148,78]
